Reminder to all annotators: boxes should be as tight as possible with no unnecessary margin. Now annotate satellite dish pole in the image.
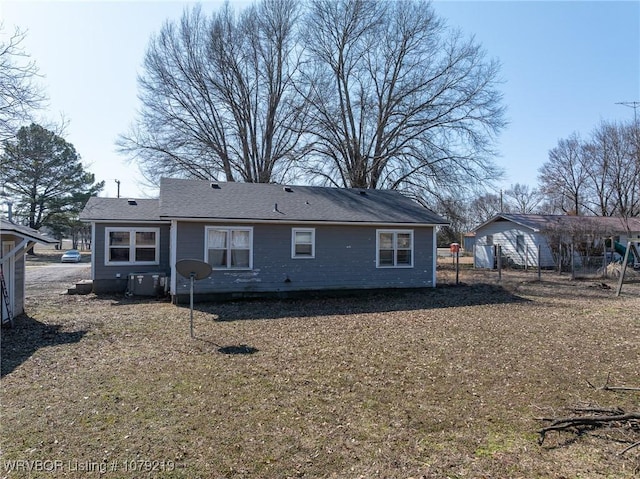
[175,259,213,338]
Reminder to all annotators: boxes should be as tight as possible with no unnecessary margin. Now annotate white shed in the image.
[1,219,56,325]
[472,214,640,269]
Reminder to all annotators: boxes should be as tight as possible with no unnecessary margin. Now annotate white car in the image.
[61,249,82,263]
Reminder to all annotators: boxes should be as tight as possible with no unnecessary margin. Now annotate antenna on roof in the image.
[273,203,279,213]
[616,101,639,124]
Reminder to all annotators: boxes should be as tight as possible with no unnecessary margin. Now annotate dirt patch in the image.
[1,269,639,478]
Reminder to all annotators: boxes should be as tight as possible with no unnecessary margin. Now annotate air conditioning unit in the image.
[127,272,167,297]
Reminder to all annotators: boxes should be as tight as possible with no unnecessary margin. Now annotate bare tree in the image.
[544,120,640,218]
[0,23,46,141]
[589,120,640,217]
[300,0,506,200]
[503,183,544,213]
[119,1,308,185]
[539,133,588,215]
[470,192,504,224]
[434,194,475,244]
[581,125,615,216]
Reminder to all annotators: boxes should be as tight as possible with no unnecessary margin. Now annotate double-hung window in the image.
[377,230,414,268]
[105,227,160,265]
[206,227,252,269]
[292,228,315,259]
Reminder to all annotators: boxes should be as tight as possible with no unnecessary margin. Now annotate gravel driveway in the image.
[25,262,91,294]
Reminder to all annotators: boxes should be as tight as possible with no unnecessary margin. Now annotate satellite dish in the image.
[175,259,212,338]
[176,259,212,280]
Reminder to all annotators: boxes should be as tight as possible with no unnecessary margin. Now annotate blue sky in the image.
[2,0,639,199]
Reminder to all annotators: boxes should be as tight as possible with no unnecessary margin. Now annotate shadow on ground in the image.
[1,315,86,377]
[181,282,530,322]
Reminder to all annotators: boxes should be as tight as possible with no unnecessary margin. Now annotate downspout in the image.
[90,222,96,281]
[170,219,178,302]
[432,226,437,288]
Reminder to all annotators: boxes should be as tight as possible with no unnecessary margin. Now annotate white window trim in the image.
[105,227,160,266]
[376,229,414,268]
[291,228,315,259]
[204,226,253,270]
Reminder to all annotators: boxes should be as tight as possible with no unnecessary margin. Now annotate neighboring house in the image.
[1,219,57,324]
[80,178,448,300]
[472,214,640,269]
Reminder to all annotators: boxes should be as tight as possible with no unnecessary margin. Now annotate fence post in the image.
[571,243,575,280]
[497,244,502,282]
[615,241,632,297]
[558,240,562,275]
[537,244,541,281]
[602,238,608,279]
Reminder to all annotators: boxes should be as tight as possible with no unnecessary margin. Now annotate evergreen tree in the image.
[1,123,103,230]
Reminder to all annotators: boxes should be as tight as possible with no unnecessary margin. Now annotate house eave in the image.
[159,216,448,228]
[0,226,57,244]
[473,214,539,233]
[81,219,171,224]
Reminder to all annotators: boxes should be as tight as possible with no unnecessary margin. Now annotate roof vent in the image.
[127,199,137,205]
[211,182,220,189]
[283,186,293,192]
[359,190,367,196]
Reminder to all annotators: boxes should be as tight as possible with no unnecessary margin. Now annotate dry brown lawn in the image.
[1,265,639,478]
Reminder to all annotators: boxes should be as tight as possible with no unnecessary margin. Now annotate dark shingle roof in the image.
[79,179,448,225]
[0,219,57,244]
[158,178,448,225]
[79,197,162,222]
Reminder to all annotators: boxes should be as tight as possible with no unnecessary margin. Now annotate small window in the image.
[105,228,159,265]
[486,235,494,246]
[206,227,252,269]
[377,230,413,268]
[516,234,525,253]
[292,228,315,258]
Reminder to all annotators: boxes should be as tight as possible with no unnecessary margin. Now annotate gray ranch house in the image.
[1,219,56,324]
[473,214,640,269]
[80,178,448,301]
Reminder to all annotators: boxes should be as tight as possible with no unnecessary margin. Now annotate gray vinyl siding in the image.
[91,222,171,293]
[474,220,555,268]
[175,222,435,296]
